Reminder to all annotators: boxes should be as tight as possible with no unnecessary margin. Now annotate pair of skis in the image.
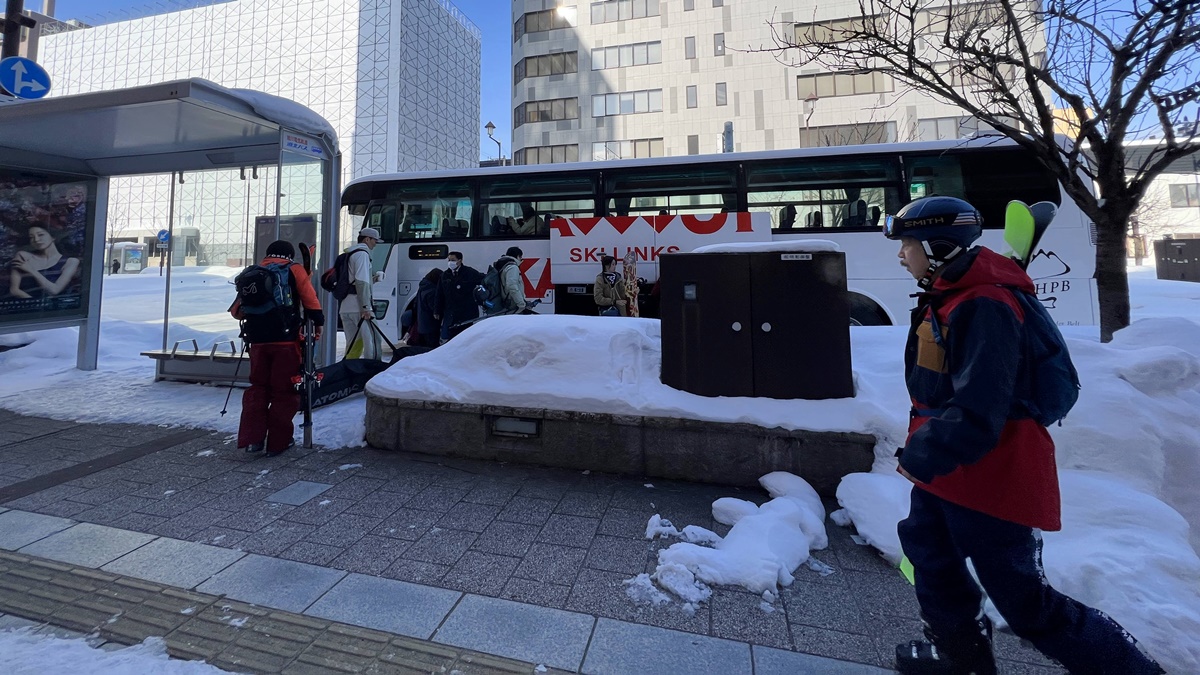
[297,242,320,449]
[1003,200,1057,271]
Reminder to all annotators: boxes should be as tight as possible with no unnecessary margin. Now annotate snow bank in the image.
[0,631,226,674]
[368,314,907,460]
[643,473,828,599]
[691,239,841,254]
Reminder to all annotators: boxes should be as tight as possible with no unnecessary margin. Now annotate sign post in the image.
[156,229,170,277]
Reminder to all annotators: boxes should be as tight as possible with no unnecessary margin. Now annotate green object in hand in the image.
[1004,199,1035,264]
[899,555,916,585]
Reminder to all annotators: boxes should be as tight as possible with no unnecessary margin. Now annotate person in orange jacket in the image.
[229,240,323,456]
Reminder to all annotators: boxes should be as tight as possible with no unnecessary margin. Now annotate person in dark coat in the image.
[885,196,1163,675]
[434,251,483,343]
[414,267,442,347]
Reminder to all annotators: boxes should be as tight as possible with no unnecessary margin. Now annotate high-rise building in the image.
[31,0,481,264]
[509,0,1007,165]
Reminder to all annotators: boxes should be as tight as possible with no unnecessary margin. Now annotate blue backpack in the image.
[1008,288,1080,425]
[234,262,300,343]
[474,260,510,311]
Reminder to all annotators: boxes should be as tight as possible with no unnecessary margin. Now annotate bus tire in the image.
[849,294,891,326]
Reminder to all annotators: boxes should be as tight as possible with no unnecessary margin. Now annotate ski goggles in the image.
[882,212,958,240]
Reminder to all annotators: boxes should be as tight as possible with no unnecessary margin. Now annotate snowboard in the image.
[622,249,639,318]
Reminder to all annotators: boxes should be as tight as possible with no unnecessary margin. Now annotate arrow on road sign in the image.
[9,60,45,95]
[0,57,51,100]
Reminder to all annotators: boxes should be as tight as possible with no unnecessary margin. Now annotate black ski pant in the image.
[898,487,1162,674]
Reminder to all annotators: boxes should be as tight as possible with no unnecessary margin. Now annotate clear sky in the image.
[46,0,512,162]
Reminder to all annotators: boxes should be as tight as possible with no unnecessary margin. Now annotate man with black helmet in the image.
[884,196,1162,675]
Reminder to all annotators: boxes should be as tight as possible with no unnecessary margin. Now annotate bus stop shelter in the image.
[0,78,341,373]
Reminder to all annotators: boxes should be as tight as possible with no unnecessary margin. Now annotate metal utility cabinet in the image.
[659,250,854,400]
[1154,238,1200,282]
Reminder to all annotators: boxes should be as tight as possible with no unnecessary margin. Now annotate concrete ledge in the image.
[365,395,874,496]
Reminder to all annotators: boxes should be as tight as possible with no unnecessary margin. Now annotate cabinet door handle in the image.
[761,322,772,333]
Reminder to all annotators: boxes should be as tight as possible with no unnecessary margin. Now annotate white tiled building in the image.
[510,0,977,166]
[36,0,480,264]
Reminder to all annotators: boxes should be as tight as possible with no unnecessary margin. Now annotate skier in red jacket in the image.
[885,196,1162,675]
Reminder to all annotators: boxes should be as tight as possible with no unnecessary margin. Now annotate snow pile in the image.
[0,631,226,673]
[691,239,841,254]
[368,314,906,456]
[640,472,829,601]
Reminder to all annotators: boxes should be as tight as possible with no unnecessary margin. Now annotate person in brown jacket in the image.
[594,255,628,316]
[229,240,323,456]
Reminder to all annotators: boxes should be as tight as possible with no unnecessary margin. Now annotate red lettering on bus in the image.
[681,214,726,235]
[549,218,573,237]
[607,216,639,235]
[569,248,583,263]
[736,212,753,232]
[521,258,555,299]
[572,218,601,236]
[651,214,672,234]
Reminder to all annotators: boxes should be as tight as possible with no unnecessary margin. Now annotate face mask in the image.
[447,261,459,270]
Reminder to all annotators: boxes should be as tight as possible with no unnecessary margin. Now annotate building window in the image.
[916,116,981,141]
[796,71,893,98]
[684,0,694,9]
[514,97,580,128]
[798,122,897,148]
[715,83,728,106]
[592,41,662,70]
[713,0,724,5]
[932,61,1018,89]
[515,145,580,166]
[591,89,664,117]
[515,52,579,84]
[794,16,876,44]
[686,85,698,109]
[687,135,700,155]
[714,33,725,56]
[592,138,666,161]
[590,0,661,25]
[917,3,1007,34]
[685,36,696,59]
[1170,184,1200,208]
[515,7,577,41]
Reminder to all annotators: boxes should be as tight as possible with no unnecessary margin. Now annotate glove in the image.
[307,309,326,326]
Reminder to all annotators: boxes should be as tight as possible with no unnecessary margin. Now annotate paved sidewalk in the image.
[0,410,1064,674]
[0,548,554,674]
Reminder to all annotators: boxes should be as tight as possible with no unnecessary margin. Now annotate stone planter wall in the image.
[365,394,876,497]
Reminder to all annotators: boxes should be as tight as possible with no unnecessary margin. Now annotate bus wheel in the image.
[849,295,891,326]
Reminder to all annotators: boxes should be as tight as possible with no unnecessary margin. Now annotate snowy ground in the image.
[1,264,1199,671]
[0,267,367,449]
[0,630,226,674]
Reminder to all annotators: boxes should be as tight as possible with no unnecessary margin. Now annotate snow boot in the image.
[895,616,996,675]
[241,442,264,454]
[266,440,295,457]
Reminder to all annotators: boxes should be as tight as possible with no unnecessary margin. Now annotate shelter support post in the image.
[77,177,109,370]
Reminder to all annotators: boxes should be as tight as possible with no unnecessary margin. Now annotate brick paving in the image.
[0,409,1065,673]
[0,549,557,674]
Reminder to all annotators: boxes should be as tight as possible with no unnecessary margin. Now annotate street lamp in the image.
[485,121,503,164]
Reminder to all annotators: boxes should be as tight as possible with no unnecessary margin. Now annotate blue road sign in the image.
[0,57,51,100]
[156,229,170,243]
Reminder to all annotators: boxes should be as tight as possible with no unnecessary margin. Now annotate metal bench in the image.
[141,339,250,385]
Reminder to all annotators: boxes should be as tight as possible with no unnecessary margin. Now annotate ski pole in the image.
[219,341,249,416]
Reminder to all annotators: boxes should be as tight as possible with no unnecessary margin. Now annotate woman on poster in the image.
[8,224,81,299]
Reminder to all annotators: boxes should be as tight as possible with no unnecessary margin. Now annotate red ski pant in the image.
[238,342,301,453]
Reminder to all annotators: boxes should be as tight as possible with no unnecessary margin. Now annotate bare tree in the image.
[771,0,1200,340]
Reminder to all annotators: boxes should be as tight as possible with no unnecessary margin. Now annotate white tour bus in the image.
[341,136,1097,340]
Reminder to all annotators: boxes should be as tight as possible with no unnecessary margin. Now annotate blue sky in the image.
[49,0,511,161]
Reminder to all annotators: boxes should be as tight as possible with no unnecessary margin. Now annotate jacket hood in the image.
[932,247,1035,295]
[494,255,517,268]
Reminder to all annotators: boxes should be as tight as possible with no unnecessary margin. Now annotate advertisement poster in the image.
[0,168,96,325]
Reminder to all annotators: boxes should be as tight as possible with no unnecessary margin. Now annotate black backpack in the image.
[320,249,366,301]
[1008,288,1081,426]
[235,262,300,344]
[474,261,509,311]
